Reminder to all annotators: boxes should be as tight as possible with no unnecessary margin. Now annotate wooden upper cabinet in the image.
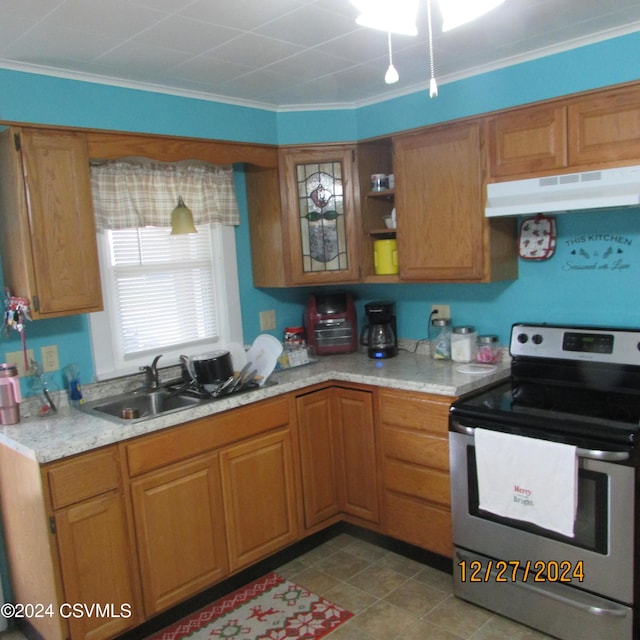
[279,145,361,285]
[487,104,568,178]
[567,83,640,167]
[0,127,102,318]
[394,120,516,283]
[487,82,640,180]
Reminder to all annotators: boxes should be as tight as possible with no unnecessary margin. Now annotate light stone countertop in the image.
[0,350,510,465]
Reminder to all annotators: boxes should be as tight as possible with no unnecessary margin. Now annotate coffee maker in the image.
[360,300,397,359]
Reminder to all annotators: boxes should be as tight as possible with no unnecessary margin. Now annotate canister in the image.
[374,239,398,275]
[477,334,500,363]
[451,326,478,363]
[430,318,452,360]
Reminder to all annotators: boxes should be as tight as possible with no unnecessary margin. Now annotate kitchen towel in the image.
[474,428,578,537]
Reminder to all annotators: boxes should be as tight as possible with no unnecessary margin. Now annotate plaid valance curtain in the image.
[90,158,240,231]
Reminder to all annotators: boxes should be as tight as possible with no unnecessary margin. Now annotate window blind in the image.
[107,226,218,357]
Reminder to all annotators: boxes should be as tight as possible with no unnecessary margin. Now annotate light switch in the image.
[259,310,276,331]
[5,350,35,377]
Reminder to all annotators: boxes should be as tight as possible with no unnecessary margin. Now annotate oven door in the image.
[449,425,635,605]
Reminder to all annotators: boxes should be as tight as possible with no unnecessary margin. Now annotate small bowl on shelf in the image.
[384,215,396,229]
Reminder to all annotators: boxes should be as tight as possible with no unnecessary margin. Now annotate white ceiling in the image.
[1,0,640,110]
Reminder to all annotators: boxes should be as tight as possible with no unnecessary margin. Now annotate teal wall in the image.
[2,31,640,395]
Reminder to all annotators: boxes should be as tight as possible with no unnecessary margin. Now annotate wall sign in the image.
[562,233,632,272]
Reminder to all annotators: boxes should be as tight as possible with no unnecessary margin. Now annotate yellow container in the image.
[374,239,399,275]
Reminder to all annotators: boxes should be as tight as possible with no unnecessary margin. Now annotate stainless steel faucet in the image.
[140,354,162,390]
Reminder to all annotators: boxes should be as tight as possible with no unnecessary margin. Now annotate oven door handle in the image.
[450,421,630,462]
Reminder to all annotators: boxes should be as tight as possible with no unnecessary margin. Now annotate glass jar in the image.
[284,326,305,350]
[451,326,478,363]
[477,335,500,364]
[283,326,310,367]
[430,318,452,360]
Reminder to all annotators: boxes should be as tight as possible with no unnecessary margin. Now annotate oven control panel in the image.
[510,323,640,365]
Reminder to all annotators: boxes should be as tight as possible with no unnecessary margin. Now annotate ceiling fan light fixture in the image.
[351,0,419,36]
[438,0,505,32]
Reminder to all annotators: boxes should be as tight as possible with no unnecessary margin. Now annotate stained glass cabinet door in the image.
[280,146,360,285]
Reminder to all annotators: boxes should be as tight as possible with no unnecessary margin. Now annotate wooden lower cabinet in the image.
[125,396,296,614]
[48,448,142,640]
[54,492,141,640]
[220,428,299,571]
[297,388,341,528]
[378,388,455,558]
[0,385,460,640]
[332,387,379,523]
[297,386,379,531]
[0,445,141,640]
[130,454,228,616]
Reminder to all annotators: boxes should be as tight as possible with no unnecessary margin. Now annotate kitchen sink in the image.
[80,388,202,424]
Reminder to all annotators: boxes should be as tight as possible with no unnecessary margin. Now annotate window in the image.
[88,159,243,381]
[89,223,242,380]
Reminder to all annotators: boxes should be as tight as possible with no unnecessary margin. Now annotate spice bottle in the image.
[477,335,500,364]
[451,326,478,363]
[430,318,452,360]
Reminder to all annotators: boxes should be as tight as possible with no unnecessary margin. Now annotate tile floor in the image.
[276,533,555,640]
[0,532,556,640]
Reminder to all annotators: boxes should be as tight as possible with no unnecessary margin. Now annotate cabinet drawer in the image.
[48,447,120,509]
[384,459,450,508]
[382,426,449,471]
[385,492,452,558]
[126,397,290,477]
[379,390,452,437]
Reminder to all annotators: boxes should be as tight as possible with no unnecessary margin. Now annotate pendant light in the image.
[170,196,197,235]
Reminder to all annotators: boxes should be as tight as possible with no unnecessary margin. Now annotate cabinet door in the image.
[332,387,379,523]
[297,389,341,529]
[487,104,568,178]
[394,121,486,281]
[130,454,228,616]
[55,493,142,640]
[568,84,640,167]
[17,129,102,317]
[220,429,298,571]
[280,146,361,285]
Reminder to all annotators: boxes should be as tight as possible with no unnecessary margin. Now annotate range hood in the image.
[485,165,640,217]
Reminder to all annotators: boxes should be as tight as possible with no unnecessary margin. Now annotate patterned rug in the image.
[145,572,353,640]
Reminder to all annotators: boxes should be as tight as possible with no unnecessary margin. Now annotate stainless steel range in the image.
[449,323,640,640]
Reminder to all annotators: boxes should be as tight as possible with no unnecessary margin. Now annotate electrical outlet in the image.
[259,309,276,331]
[431,304,451,319]
[5,349,35,377]
[41,345,60,373]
